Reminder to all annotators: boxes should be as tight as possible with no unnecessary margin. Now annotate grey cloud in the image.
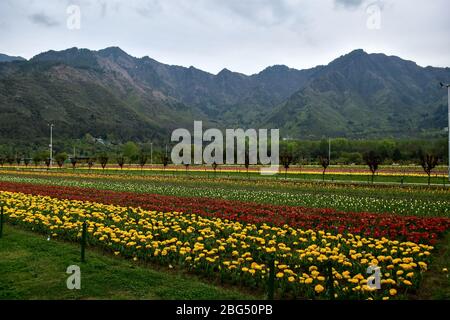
[334,0,366,8]
[134,0,163,18]
[100,2,107,18]
[334,0,385,13]
[1,0,448,74]
[29,13,60,27]
[217,0,294,26]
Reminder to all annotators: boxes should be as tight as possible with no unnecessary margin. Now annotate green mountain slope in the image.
[0,47,449,144]
[264,50,450,138]
[0,54,25,63]
[0,48,204,144]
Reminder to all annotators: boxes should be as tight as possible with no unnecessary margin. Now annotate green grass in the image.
[414,231,450,300]
[0,225,255,300]
[0,225,448,300]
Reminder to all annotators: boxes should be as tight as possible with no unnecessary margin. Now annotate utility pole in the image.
[328,138,331,164]
[150,142,153,166]
[49,123,54,169]
[441,82,450,182]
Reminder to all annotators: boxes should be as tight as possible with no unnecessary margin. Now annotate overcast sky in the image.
[0,0,449,75]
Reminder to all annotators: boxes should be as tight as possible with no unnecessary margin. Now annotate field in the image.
[0,166,449,300]
[1,163,449,185]
[0,225,252,300]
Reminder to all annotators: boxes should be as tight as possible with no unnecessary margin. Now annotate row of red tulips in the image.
[0,181,448,244]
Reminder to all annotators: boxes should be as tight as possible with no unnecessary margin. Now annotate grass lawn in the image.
[414,231,450,300]
[0,224,448,300]
[0,225,255,300]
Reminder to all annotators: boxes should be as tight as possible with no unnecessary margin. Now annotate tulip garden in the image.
[0,168,449,300]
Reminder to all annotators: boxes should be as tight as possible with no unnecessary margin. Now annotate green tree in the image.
[55,152,68,168]
[6,155,14,166]
[83,133,95,143]
[392,148,402,163]
[123,142,139,164]
[32,154,42,167]
[377,139,396,162]
[340,152,362,165]
[98,154,109,170]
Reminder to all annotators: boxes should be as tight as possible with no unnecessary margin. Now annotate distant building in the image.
[94,138,105,145]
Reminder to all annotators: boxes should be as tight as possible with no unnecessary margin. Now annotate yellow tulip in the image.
[314,284,325,294]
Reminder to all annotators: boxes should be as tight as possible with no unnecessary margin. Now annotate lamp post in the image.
[49,123,54,169]
[328,138,331,164]
[441,82,450,182]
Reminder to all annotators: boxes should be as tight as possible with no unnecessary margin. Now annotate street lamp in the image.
[440,82,450,181]
[49,123,54,169]
[328,138,331,164]
[150,142,153,167]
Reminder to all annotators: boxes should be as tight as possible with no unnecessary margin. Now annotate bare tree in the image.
[162,154,169,171]
[319,156,329,181]
[138,153,148,172]
[280,153,293,179]
[117,155,125,170]
[212,161,218,177]
[244,151,250,179]
[420,153,438,186]
[183,161,190,174]
[88,158,95,172]
[70,157,78,171]
[363,151,382,183]
[98,154,109,171]
[44,157,51,170]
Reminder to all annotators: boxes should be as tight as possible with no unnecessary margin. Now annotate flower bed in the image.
[0,181,448,244]
[0,190,436,300]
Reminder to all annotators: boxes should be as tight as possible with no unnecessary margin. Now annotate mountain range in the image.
[0,54,26,63]
[0,47,449,144]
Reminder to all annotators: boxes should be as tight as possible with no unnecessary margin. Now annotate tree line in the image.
[0,137,447,185]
